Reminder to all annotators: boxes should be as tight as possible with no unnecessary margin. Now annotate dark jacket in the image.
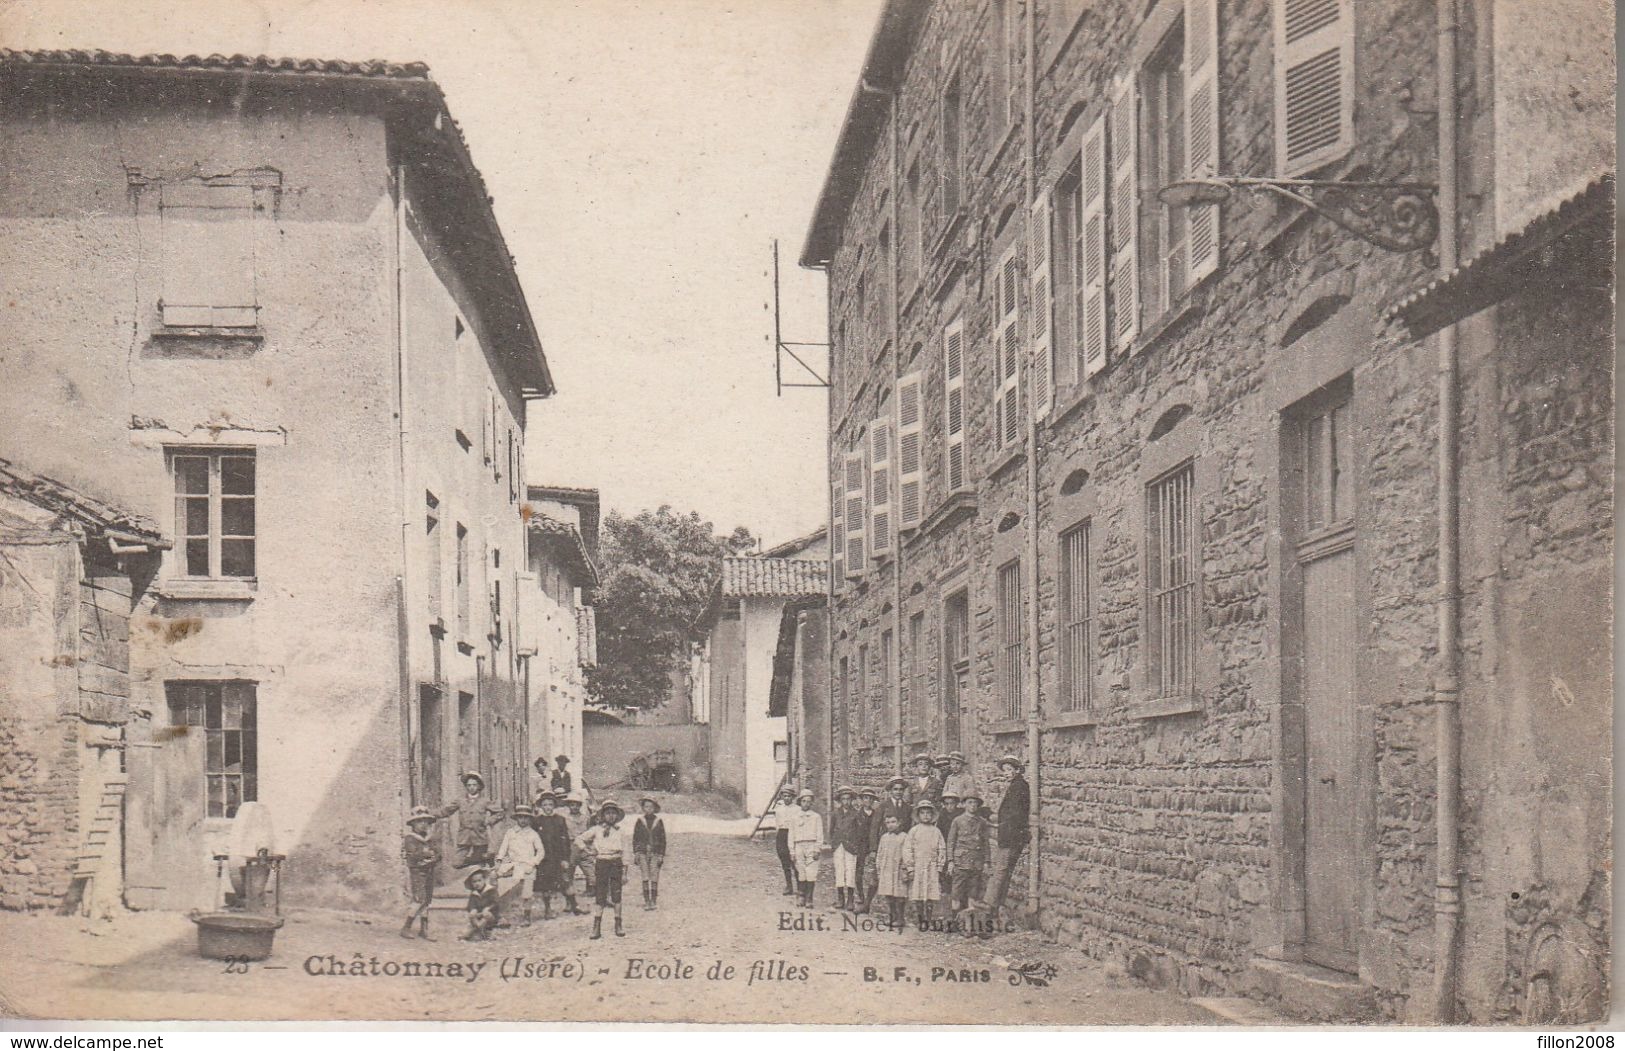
[633,814,667,856]
[534,812,572,862]
[947,812,991,870]
[996,775,1030,848]
[402,831,439,871]
[552,770,572,793]
[874,797,912,838]
[830,805,868,854]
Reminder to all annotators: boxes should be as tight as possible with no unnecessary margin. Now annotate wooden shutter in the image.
[896,373,924,529]
[869,416,893,556]
[1080,116,1109,379]
[1029,194,1055,420]
[844,450,866,575]
[1186,0,1222,284]
[994,249,1021,448]
[160,183,255,328]
[1274,0,1353,177]
[943,320,967,491]
[830,477,846,586]
[1109,80,1141,352]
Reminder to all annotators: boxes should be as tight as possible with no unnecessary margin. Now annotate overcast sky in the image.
[0,0,878,548]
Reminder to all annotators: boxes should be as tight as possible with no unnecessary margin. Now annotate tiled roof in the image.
[0,457,166,545]
[762,526,828,559]
[1388,173,1615,338]
[721,556,829,598]
[0,49,552,397]
[528,513,599,588]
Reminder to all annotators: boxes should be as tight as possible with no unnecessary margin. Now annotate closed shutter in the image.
[844,450,866,575]
[896,373,924,529]
[943,320,967,492]
[1080,115,1109,379]
[1029,195,1055,420]
[1274,0,1353,177]
[994,249,1021,448]
[1109,80,1140,352]
[1186,0,1222,283]
[831,477,846,587]
[160,182,255,328]
[869,417,893,556]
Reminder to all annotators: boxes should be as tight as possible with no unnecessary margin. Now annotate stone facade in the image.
[803,0,1611,1023]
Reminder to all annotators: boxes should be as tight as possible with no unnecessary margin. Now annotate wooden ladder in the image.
[63,777,127,913]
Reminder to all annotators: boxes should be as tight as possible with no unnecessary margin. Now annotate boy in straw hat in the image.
[531,792,572,920]
[788,787,825,908]
[771,784,801,896]
[907,753,940,808]
[400,805,444,940]
[936,791,962,904]
[901,799,947,928]
[452,771,504,868]
[461,866,500,941]
[633,795,667,910]
[562,795,592,914]
[989,753,1030,918]
[496,804,546,926]
[856,786,880,913]
[947,789,992,925]
[577,799,633,938]
[941,750,974,801]
[828,785,864,912]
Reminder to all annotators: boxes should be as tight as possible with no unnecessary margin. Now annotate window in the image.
[989,0,1015,134]
[906,611,926,741]
[857,643,870,744]
[1059,522,1094,712]
[869,411,892,556]
[455,523,470,636]
[844,447,867,575]
[1145,21,1190,314]
[943,319,967,491]
[992,248,1022,449]
[426,492,443,622]
[159,181,258,328]
[1303,395,1352,532]
[831,476,846,586]
[167,681,257,818]
[941,76,964,220]
[490,548,503,647]
[880,628,894,739]
[997,560,1024,720]
[901,159,922,293]
[172,450,255,579]
[896,373,924,528]
[1274,0,1353,176]
[507,429,518,503]
[1146,462,1198,699]
[876,224,893,330]
[855,273,868,359]
[838,656,851,756]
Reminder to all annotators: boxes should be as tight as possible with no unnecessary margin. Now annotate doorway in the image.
[942,590,969,752]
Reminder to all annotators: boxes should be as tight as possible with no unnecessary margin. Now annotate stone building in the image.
[694,530,828,815]
[0,50,556,912]
[0,459,166,915]
[800,0,1611,1024]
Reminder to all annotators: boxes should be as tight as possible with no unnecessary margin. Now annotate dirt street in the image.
[0,820,1220,1025]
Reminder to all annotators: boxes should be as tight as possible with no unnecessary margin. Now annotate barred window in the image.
[906,612,926,741]
[166,681,258,818]
[880,629,894,738]
[1147,462,1198,698]
[996,560,1024,720]
[1059,522,1094,712]
[857,643,869,744]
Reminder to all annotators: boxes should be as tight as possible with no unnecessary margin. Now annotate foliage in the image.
[584,506,756,710]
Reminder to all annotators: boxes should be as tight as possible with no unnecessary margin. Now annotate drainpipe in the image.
[1021,0,1043,928]
[392,163,416,810]
[1431,0,1462,1024]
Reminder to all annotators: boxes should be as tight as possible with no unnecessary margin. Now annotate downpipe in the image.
[1021,0,1043,929]
[1431,0,1463,1024]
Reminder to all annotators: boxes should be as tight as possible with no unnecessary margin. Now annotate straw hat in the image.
[460,770,485,790]
[406,805,436,829]
[638,795,661,812]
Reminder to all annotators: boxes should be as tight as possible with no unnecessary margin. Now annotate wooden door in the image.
[1302,540,1357,970]
[125,729,207,910]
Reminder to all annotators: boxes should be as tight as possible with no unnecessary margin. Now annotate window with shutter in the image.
[830,478,846,587]
[1029,195,1055,420]
[1109,80,1141,352]
[1274,0,1353,177]
[1079,117,1109,379]
[844,450,866,575]
[943,320,968,492]
[160,182,258,329]
[896,373,924,529]
[994,248,1021,448]
[1185,0,1222,283]
[870,416,893,556]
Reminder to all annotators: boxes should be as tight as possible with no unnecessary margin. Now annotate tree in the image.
[585,506,756,710]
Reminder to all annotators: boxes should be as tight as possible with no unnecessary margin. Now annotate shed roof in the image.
[720,556,830,598]
[528,513,599,589]
[0,457,167,546]
[0,48,553,396]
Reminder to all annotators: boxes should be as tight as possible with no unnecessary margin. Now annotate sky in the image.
[0,0,880,548]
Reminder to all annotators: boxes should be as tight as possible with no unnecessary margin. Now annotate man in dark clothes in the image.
[828,785,867,912]
[874,775,912,837]
[551,754,573,795]
[987,754,1030,918]
[531,792,573,920]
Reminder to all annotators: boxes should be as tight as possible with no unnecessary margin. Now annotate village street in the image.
[0,815,1231,1026]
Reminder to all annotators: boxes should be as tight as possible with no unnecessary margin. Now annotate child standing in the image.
[400,805,443,940]
[828,786,864,912]
[936,792,962,905]
[462,866,499,941]
[531,792,573,920]
[901,799,947,928]
[947,790,991,924]
[578,799,632,939]
[633,796,667,910]
[771,785,801,896]
[874,813,909,934]
[495,804,546,926]
[856,787,880,914]
[563,795,592,914]
[789,788,825,908]
[453,771,504,868]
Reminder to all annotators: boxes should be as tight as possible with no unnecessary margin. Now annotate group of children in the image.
[775,749,1009,933]
[402,769,668,943]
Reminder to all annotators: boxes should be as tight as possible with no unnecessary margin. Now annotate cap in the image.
[835,785,856,799]
[887,776,908,789]
[996,754,1023,770]
[638,795,661,811]
[912,752,933,765]
[932,754,951,766]
[555,754,571,765]
[859,787,879,799]
[947,750,966,762]
[913,799,937,813]
[797,788,816,801]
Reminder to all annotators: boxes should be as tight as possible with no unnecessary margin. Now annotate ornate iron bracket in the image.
[1160,177,1439,254]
